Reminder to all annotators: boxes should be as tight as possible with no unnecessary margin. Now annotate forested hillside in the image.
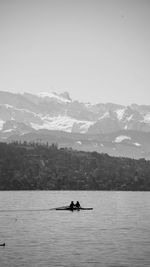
[0,142,150,190]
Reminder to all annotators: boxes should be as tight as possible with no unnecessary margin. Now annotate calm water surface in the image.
[0,191,150,267]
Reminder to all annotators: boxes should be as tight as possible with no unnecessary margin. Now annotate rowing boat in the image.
[55,206,93,211]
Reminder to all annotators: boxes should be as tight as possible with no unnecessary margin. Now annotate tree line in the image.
[0,141,150,190]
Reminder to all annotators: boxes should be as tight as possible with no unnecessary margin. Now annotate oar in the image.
[49,205,69,210]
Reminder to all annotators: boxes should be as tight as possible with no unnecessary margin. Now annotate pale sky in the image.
[0,0,150,105]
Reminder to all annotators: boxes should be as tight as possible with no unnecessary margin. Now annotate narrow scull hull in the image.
[55,207,93,211]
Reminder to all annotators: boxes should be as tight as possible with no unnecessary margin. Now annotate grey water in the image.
[0,191,150,267]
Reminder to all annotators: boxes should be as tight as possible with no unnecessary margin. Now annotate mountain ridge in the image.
[0,90,150,159]
[1,90,150,133]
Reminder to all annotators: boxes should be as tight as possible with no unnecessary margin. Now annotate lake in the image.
[0,191,150,267]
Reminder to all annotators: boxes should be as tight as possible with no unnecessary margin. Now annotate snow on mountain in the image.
[3,129,14,133]
[1,90,150,139]
[0,120,5,130]
[3,107,40,126]
[3,104,14,109]
[38,92,72,103]
[99,112,110,120]
[76,141,82,145]
[114,135,131,143]
[134,142,141,146]
[113,135,142,148]
[143,114,150,123]
[2,104,40,118]
[115,107,138,123]
[126,114,134,121]
[31,115,94,133]
[115,108,126,120]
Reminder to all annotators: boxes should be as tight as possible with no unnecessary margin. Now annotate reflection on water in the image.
[0,191,150,267]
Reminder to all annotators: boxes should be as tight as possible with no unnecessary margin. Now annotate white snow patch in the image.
[1,104,40,118]
[115,108,125,120]
[38,92,71,103]
[77,121,94,133]
[76,141,82,145]
[143,114,150,123]
[3,129,14,133]
[99,112,109,120]
[0,104,14,109]
[127,115,133,121]
[114,135,131,143]
[0,120,5,130]
[31,115,94,133]
[84,102,92,107]
[13,107,40,117]
[100,144,104,147]
[134,142,141,147]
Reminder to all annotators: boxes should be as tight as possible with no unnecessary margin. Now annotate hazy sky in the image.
[0,0,150,105]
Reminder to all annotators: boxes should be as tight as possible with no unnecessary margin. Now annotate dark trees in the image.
[0,141,150,190]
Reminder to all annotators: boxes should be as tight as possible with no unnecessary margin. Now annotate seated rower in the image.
[69,201,75,209]
[75,201,81,209]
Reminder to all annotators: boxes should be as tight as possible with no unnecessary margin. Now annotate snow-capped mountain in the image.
[1,90,150,159]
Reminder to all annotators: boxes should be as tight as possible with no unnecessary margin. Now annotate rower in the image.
[75,201,81,209]
[69,201,74,209]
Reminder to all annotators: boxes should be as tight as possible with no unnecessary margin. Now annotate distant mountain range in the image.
[1,90,150,159]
